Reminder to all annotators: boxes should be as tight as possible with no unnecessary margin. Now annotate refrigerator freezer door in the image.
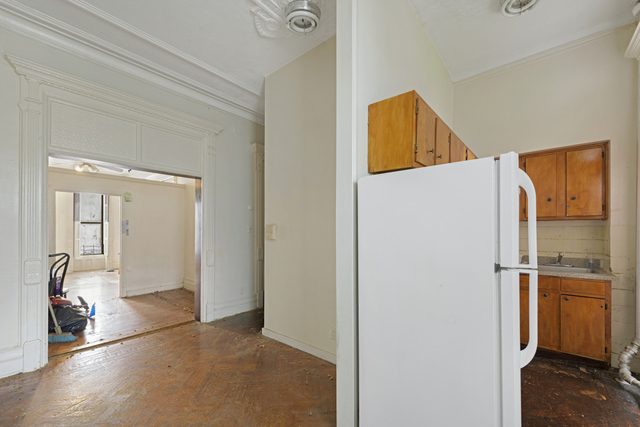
[358,158,503,426]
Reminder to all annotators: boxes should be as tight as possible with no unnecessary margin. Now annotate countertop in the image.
[520,255,616,281]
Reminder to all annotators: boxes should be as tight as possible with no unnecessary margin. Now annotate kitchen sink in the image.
[539,265,598,274]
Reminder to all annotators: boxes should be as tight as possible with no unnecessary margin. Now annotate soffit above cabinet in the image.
[0,0,336,123]
[407,0,636,82]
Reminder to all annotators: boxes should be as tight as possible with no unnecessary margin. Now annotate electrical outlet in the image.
[330,327,336,341]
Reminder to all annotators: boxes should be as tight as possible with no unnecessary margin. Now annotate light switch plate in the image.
[265,224,277,240]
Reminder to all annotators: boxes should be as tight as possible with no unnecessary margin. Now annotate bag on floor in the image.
[48,305,88,334]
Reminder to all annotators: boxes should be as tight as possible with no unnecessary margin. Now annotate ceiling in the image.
[48,156,180,183]
[0,0,635,120]
[0,0,336,123]
[407,0,638,82]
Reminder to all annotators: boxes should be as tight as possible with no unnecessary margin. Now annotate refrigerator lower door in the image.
[358,158,509,426]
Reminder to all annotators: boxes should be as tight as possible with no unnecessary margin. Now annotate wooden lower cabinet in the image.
[519,274,610,363]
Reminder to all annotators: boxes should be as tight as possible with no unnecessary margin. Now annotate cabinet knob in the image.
[564,297,570,301]
[543,293,548,297]
[547,198,552,202]
[428,149,434,154]
[437,154,442,159]
[571,196,577,200]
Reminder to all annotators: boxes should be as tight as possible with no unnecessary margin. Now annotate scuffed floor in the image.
[522,356,640,426]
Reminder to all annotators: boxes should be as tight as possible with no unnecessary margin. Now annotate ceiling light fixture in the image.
[73,162,123,174]
[285,1,321,36]
[501,0,539,17]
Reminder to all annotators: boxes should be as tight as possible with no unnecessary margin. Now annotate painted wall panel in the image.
[0,55,21,353]
[50,101,137,160]
[140,126,202,174]
[264,37,337,357]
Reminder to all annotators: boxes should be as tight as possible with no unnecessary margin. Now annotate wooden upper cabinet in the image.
[524,154,558,219]
[466,149,477,160]
[368,91,471,173]
[368,91,437,174]
[435,118,451,165]
[450,133,466,163]
[520,141,608,221]
[566,147,604,217]
[415,95,436,168]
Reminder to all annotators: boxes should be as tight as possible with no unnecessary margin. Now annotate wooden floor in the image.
[2,310,337,426]
[49,270,195,357]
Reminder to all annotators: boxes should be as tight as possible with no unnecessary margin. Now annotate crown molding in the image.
[455,22,637,88]
[5,53,224,136]
[0,0,265,124]
[625,21,640,60]
[65,0,262,97]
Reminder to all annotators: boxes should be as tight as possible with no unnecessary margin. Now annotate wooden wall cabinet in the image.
[519,141,608,221]
[520,274,611,363]
[368,91,476,174]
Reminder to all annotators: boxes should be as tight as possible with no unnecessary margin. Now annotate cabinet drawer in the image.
[520,274,560,291]
[561,278,606,296]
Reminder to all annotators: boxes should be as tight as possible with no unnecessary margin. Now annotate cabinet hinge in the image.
[523,159,526,168]
[448,134,451,143]
[416,104,419,114]
[605,303,608,310]
[605,347,608,354]
[602,151,605,158]
[415,143,418,153]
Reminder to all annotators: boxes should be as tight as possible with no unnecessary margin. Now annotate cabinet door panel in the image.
[539,291,560,350]
[520,288,529,345]
[467,150,477,160]
[566,147,604,217]
[415,96,436,167]
[368,92,414,173]
[435,119,450,165]
[560,295,605,360]
[450,133,466,163]
[524,154,557,219]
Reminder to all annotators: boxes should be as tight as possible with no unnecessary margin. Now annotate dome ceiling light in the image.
[501,0,540,17]
[285,1,321,35]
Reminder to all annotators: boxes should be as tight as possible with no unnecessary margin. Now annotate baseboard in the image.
[261,328,337,364]
[183,278,195,292]
[124,282,184,297]
[0,347,24,379]
[212,295,257,320]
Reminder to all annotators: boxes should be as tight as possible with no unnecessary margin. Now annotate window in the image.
[77,193,106,256]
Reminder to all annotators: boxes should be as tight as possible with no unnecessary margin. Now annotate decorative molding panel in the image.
[251,0,335,39]
[140,125,203,173]
[0,0,265,123]
[50,101,138,160]
[2,54,225,376]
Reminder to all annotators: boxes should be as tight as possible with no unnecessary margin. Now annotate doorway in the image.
[47,156,199,357]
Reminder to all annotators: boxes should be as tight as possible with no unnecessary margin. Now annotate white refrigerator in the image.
[358,152,539,426]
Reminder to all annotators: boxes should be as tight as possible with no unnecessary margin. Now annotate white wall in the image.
[453,25,638,369]
[49,169,188,296]
[0,25,263,377]
[264,37,337,361]
[54,192,75,272]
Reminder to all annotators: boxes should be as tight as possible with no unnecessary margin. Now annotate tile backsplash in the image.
[519,223,609,269]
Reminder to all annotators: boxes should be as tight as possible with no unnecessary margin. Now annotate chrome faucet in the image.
[555,252,564,265]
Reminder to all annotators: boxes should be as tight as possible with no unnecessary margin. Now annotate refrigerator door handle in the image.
[519,269,538,368]
[517,168,538,368]
[518,169,537,269]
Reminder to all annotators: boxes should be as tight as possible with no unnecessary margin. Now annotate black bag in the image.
[48,305,88,334]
